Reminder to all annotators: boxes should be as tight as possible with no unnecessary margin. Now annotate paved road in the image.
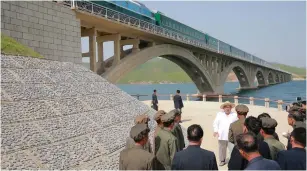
[142,100,291,170]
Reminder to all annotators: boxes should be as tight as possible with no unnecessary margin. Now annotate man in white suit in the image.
[213,101,237,166]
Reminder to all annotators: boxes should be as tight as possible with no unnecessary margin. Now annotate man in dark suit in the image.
[276,127,306,170]
[228,116,271,170]
[152,89,158,111]
[173,90,183,114]
[171,124,218,170]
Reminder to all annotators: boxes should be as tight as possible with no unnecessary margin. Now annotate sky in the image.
[81,1,306,68]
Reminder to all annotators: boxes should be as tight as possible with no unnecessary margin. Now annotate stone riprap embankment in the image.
[0,55,158,169]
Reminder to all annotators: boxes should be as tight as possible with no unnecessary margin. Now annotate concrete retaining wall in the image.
[1,1,81,63]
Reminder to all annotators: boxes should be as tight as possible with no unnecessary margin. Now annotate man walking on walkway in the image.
[152,89,158,111]
[213,101,237,166]
[172,124,218,170]
[173,90,183,114]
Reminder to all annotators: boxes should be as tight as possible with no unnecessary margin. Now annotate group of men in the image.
[119,108,186,170]
[214,101,306,170]
[120,93,306,170]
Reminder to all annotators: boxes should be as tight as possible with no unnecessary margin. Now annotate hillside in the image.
[1,34,42,58]
[82,58,306,83]
[272,63,306,78]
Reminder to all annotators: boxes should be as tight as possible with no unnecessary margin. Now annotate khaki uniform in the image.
[155,127,179,170]
[119,145,155,170]
[264,137,285,160]
[171,123,185,151]
[126,137,152,153]
[228,118,245,145]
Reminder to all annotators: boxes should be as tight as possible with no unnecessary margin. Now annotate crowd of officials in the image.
[119,90,306,170]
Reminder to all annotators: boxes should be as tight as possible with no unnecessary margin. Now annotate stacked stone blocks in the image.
[1,1,81,63]
[1,55,158,169]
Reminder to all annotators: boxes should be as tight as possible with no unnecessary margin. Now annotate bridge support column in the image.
[97,34,121,66]
[88,27,97,72]
[96,42,104,75]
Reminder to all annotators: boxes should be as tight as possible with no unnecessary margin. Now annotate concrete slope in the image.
[0,55,157,169]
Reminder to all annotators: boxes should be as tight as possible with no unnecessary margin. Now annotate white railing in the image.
[62,0,290,75]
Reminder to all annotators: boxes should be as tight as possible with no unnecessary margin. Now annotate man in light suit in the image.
[172,124,218,170]
[173,90,183,114]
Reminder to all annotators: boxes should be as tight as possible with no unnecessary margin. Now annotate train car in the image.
[154,12,206,42]
[205,34,218,50]
[219,40,231,54]
[91,0,156,24]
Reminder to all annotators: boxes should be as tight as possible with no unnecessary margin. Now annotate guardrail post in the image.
[186,94,190,101]
[170,94,173,100]
[265,98,270,108]
[234,96,239,105]
[277,100,283,111]
[203,94,206,102]
[219,95,222,103]
[249,97,254,105]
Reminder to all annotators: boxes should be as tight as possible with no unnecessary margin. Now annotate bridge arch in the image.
[220,62,251,88]
[275,73,280,83]
[253,68,266,86]
[103,44,215,93]
[267,71,275,84]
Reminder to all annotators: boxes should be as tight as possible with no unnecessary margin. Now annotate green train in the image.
[88,0,270,64]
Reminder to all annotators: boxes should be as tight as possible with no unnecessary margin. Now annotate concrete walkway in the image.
[142,100,291,170]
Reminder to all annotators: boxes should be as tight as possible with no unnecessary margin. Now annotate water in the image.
[117,81,306,108]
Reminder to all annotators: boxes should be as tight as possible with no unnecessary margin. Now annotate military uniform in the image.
[228,104,249,145]
[261,117,285,160]
[120,124,155,170]
[126,114,152,153]
[169,109,185,151]
[155,111,179,170]
[228,118,245,145]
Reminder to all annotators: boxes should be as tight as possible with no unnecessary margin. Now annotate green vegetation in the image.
[117,58,192,83]
[1,34,43,58]
[82,58,306,83]
[272,63,306,78]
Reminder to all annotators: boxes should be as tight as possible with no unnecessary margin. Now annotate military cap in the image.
[130,124,149,139]
[134,114,150,124]
[169,109,181,117]
[154,110,166,121]
[161,111,175,123]
[261,117,278,129]
[235,104,249,114]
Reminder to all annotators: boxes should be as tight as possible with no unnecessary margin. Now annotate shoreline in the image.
[118,79,304,85]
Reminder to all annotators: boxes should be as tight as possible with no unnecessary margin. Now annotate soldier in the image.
[126,114,152,153]
[155,111,179,170]
[119,124,155,170]
[154,110,166,137]
[260,117,285,160]
[229,104,249,145]
[170,109,185,151]
[257,113,280,141]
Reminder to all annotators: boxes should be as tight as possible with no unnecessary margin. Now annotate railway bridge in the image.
[63,1,291,94]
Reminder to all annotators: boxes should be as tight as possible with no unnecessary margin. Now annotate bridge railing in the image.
[130,93,294,111]
[60,0,289,74]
